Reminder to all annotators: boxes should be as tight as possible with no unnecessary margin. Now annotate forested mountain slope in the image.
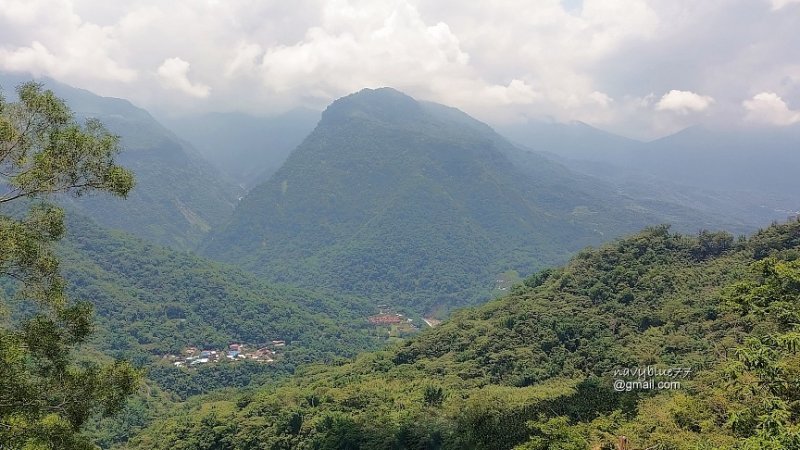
[131,219,800,449]
[204,87,742,315]
[3,209,384,403]
[3,209,386,447]
[0,73,238,248]
[57,214,379,361]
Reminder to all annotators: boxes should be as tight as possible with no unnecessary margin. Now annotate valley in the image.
[3,55,800,448]
[127,220,800,449]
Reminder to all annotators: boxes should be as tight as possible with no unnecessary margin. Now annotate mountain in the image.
[129,219,800,449]
[164,109,320,188]
[498,120,800,199]
[203,87,737,315]
[498,120,800,224]
[496,119,642,163]
[637,124,800,197]
[0,72,238,249]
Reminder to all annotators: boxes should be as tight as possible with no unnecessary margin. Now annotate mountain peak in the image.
[320,87,424,126]
[204,86,687,314]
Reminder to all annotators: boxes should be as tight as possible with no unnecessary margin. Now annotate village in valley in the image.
[368,306,419,337]
[163,340,286,368]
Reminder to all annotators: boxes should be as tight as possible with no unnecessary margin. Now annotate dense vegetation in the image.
[204,88,729,316]
[3,194,389,447]
[130,219,800,449]
[18,210,389,413]
[56,214,380,362]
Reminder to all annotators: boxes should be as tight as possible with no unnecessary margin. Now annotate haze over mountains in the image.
[4,72,792,261]
[164,109,320,188]
[499,119,800,221]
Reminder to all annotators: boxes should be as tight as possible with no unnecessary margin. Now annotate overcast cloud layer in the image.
[1,0,798,138]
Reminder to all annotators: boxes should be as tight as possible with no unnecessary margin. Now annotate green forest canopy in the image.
[130,220,800,449]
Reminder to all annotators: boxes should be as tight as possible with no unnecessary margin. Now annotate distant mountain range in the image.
[497,119,641,163]
[5,72,792,257]
[498,119,800,222]
[640,124,800,197]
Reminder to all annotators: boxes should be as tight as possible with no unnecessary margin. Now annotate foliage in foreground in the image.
[130,220,800,449]
[1,82,139,448]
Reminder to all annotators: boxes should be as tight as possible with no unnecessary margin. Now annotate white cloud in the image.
[769,0,800,10]
[743,92,800,125]
[411,0,658,125]
[0,0,663,126]
[224,42,263,78]
[0,41,58,76]
[655,90,714,114]
[0,0,43,24]
[0,0,136,83]
[0,0,797,137]
[252,1,471,99]
[589,91,613,108]
[157,57,210,98]
[475,79,540,105]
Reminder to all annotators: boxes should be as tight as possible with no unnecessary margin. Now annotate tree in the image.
[692,229,734,261]
[723,258,800,448]
[1,82,139,449]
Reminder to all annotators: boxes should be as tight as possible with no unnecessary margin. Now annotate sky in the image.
[0,0,798,139]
